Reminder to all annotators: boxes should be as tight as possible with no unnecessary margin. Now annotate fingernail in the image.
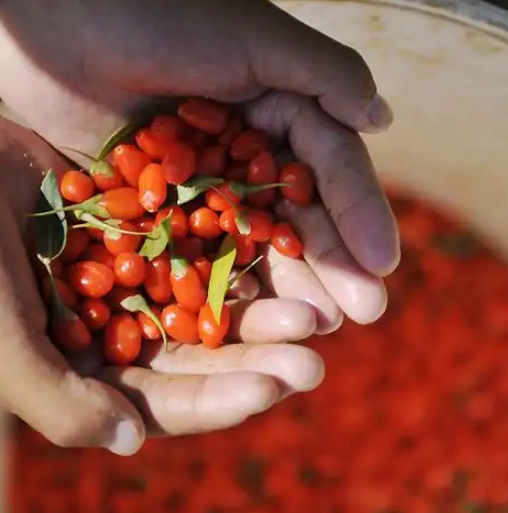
[367,94,393,130]
[105,419,141,456]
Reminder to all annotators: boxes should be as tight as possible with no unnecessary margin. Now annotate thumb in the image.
[248,1,393,133]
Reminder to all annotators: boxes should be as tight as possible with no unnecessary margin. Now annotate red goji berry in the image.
[67,261,115,298]
[234,236,257,266]
[279,162,314,206]
[144,254,173,304]
[154,206,188,238]
[271,222,303,259]
[170,258,206,314]
[161,142,196,185]
[60,170,95,203]
[112,144,152,187]
[135,128,170,160]
[161,304,199,344]
[114,252,146,288]
[136,307,163,341]
[193,256,212,285]
[198,303,231,349]
[189,207,222,239]
[178,98,228,135]
[104,313,142,365]
[98,187,144,220]
[138,163,167,213]
[103,221,142,255]
[219,208,273,242]
[247,151,278,208]
[205,182,241,212]
[79,298,111,331]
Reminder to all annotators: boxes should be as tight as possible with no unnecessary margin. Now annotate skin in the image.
[0,0,400,455]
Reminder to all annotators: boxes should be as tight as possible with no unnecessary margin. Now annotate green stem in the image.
[75,211,155,238]
[27,195,103,218]
[228,255,264,288]
[70,223,92,230]
[60,146,98,163]
[229,181,288,198]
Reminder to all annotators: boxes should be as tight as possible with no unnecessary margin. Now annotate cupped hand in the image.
[0,0,400,334]
[0,118,324,455]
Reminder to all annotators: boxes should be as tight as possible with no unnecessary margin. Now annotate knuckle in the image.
[313,241,346,269]
[248,92,313,136]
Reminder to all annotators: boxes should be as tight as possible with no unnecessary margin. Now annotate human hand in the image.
[0,0,400,334]
[0,118,324,455]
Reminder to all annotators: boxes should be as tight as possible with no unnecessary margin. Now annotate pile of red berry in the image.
[29,98,315,366]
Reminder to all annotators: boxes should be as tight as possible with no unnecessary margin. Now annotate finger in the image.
[244,91,400,277]
[276,200,387,324]
[0,201,144,455]
[142,342,325,397]
[228,298,317,343]
[227,270,260,301]
[257,246,343,335]
[248,1,393,133]
[99,368,280,437]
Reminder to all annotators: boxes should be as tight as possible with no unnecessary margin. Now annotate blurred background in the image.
[7,0,508,512]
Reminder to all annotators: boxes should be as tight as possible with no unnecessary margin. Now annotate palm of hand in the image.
[0,118,324,455]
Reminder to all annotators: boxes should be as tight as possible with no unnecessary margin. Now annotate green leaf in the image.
[97,122,137,161]
[208,235,237,324]
[176,177,224,205]
[32,169,68,261]
[120,294,168,349]
[138,223,169,261]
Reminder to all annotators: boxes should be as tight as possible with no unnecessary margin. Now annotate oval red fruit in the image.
[198,303,231,349]
[60,170,95,203]
[67,261,115,298]
[104,314,142,365]
[79,298,111,331]
[271,222,303,259]
[162,304,200,344]
[138,163,167,213]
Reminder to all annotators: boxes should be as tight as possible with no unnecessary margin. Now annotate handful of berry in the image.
[29,98,315,366]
